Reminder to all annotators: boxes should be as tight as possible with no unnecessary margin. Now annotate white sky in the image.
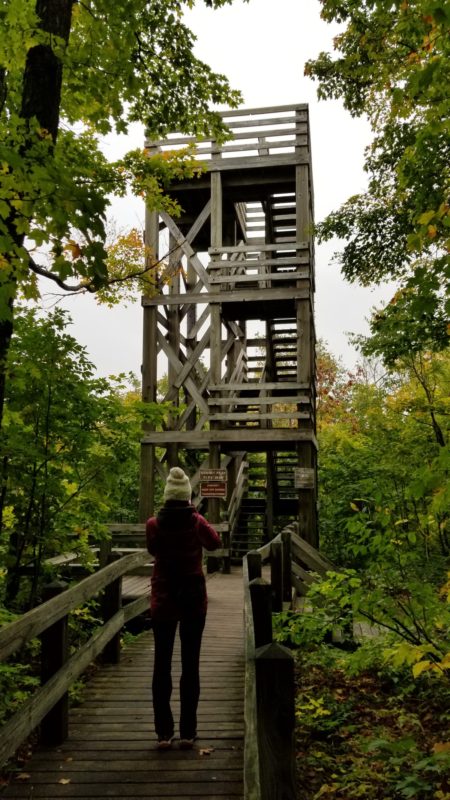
[56,0,396,378]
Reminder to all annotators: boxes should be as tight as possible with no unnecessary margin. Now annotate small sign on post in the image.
[200,481,227,498]
[294,467,315,489]
[199,469,228,483]
[199,468,228,499]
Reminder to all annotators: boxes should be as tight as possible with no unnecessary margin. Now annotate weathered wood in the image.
[209,242,308,254]
[209,382,309,392]
[101,556,122,665]
[0,594,149,767]
[255,642,296,800]
[246,551,262,582]
[291,532,334,575]
[249,579,272,649]
[143,286,309,306]
[142,428,317,447]
[40,582,69,746]
[242,560,262,800]
[160,212,211,289]
[208,270,308,285]
[0,551,148,661]
[281,529,293,604]
[270,541,283,613]
[156,329,209,416]
[208,411,310,422]
[1,571,245,799]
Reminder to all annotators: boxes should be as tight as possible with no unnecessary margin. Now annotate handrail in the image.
[243,525,297,800]
[0,550,148,661]
[242,556,262,800]
[0,550,150,767]
[145,104,308,166]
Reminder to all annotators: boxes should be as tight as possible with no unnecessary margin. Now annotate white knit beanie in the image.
[163,467,192,502]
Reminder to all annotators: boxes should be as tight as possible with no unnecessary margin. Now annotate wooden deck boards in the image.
[3,570,245,799]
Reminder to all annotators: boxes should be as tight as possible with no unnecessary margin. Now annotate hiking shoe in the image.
[157,736,174,750]
[179,738,195,749]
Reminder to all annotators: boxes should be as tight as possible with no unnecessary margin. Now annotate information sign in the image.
[200,481,227,498]
[199,469,228,483]
[294,467,315,489]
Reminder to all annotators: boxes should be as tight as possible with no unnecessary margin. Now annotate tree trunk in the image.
[21,0,74,140]
[1,0,74,581]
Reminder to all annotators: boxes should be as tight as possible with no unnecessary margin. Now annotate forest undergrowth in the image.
[291,641,450,800]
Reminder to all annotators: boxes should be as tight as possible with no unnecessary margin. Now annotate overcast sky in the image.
[55,0,396,378]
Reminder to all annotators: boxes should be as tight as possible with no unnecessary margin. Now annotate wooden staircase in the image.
[231,456,267,561]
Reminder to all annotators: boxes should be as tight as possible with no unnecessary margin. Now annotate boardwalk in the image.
[3,570,245,799]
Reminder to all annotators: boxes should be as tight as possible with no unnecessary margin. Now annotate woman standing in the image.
[146,466,221,750]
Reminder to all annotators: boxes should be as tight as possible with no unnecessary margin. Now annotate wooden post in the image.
[222,527,231,575]
[40,580,69,745]
[270,540,283,613]
[296,156,317,547]
[249,578,272,648]
[98,538,112,570]
[255,641,296,800]
[281,528,293,604]
[101,555,122,664]
[185,255,197,431]
[166,231,180,468]
[207,168,223,572]
[139,203,159,523]
[247,550,262,581]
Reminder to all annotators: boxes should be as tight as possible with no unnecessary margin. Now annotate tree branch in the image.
[28,240,183,295]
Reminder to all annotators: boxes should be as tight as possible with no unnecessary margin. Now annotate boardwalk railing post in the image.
[247,550,262,581]
[99,537,112,569]
[270,540,283,612]
[101,554,122,664]
[40,580,69,746]
[255,641,296,800]
[222,528,231,574]
[281,528,293,604]
[249,578,272,648]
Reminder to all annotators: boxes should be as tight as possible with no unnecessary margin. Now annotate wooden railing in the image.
[207,243,310,290]
[243,523,333,800]
[146,103,309,168]
[0,550,149,767]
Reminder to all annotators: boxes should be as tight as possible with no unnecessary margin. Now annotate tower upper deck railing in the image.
[145,102,310,170]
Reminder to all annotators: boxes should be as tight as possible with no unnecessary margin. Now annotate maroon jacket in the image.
[146,502,221,620]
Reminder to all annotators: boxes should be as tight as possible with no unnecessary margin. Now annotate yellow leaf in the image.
[418,209,435,225]
[439,652,450,669]
[58,778,71,785]
[433,742,450,754]
[413,660,431,678]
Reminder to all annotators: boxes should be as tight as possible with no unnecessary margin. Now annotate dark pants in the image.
[152,615,206,740]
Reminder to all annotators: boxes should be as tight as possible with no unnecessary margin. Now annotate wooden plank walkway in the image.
[2,569,245,799]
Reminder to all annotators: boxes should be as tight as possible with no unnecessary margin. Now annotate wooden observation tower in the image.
[139,103,318,552]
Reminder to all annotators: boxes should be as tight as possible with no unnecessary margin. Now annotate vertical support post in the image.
[140,203,159,522]
[270,540,283,613]
[247,550,262,581]
[40,581,69,745]
[167,231,180,468]
[281,528,293,604]
[185,256,197,431]
[296,158,317,546]
[207,169,223,572]
[265,452,275,541]
[99,538,112,569]
[249,578,272,648]
[101,555,122,665]
[255,642,296,800]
